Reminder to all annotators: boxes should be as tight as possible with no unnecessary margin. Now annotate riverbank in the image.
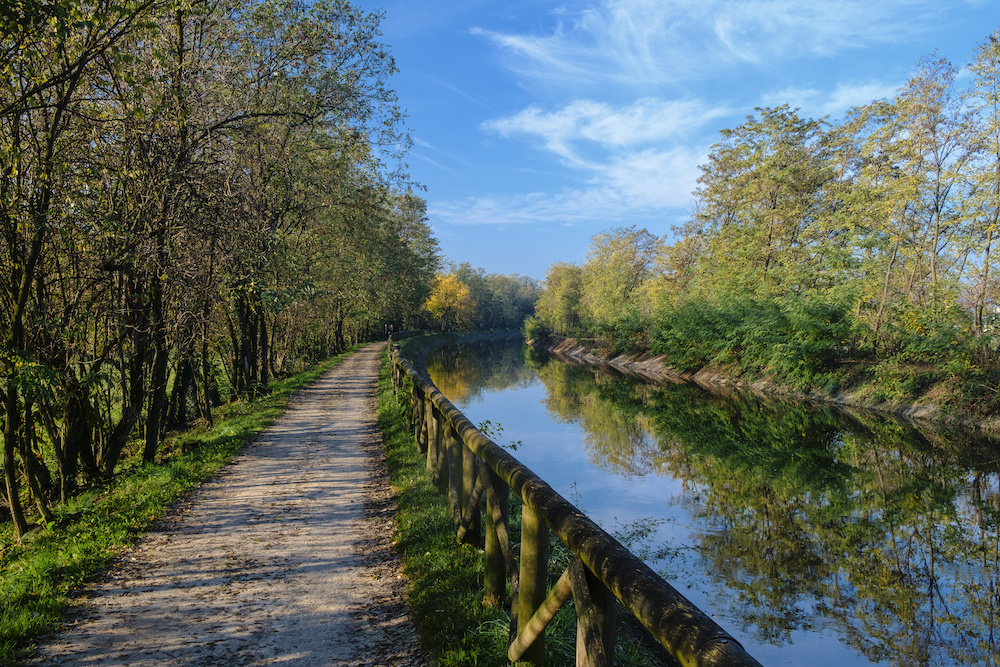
[529,336,1000,433]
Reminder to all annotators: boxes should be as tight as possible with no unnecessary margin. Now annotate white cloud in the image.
[474,0,973,88]
[428,144,703,227]
[454,97,712,227]
[600,148,702,210]
[759,80,900,119]
[486,98,728,146]
[483,97,729,167]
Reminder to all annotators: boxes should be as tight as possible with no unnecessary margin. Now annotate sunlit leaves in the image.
[423,273,475,332]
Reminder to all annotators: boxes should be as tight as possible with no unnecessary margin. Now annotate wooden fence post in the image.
[418,393,433,454]
[447,424,462,525]
[483,468,509,607]
[461,441,481,544]
[434,417,449,495]
[427,405,442,479]
[409,383,420,434]
[517,503,548,665]
[570,558,616,667]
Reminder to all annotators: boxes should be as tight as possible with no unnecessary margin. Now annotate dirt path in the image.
[27,343,428,666]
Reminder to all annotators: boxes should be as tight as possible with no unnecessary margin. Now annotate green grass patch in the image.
[0,347,357,665]
[376,347,673,666]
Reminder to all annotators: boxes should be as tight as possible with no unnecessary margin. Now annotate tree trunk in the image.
[143,272,169,464]
[3,386,30,538]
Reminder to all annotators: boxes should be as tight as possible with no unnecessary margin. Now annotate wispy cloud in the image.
[429,144,703,227]
[484,98,729,157]
[759,80,901,118]
[411,136,472,171]
[474,0,972,88]
[425,76,491,107]
[446,97,718,227]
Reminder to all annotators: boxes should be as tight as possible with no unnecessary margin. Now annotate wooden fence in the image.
[389,340,763,667]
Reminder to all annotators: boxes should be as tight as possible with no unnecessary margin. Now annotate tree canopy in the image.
[0,0,439,539]
[530,34,1000,413]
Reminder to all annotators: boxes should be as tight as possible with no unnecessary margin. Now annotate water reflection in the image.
[425,337,537,404]
[426,339,1000,666]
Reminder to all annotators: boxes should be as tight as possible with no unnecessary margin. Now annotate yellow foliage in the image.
[423,273,476,331]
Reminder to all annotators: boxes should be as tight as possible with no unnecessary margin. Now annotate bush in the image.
[650,294,857,388]
[522,315,550,342]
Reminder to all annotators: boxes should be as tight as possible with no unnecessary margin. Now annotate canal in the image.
[425,337,1000,667]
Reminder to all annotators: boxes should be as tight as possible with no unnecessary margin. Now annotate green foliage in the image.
[581,227,663,333]
[449,262,542,331]
[522,315,549,342]
[1,0,437,540]
[649,295,855,389]
[534,262,584,336]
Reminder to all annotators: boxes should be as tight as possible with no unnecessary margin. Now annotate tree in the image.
[535,263,584,336]
[831,55,973,350]
[580,226,663,332]
[424,273,475,332]
[965,33,1000,336]
[691,105,836,299]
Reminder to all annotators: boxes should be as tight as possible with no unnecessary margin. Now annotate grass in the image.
[376,345,673,666]
[0,347,357,665]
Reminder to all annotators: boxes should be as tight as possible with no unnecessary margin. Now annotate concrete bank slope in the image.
[27,343,428,667]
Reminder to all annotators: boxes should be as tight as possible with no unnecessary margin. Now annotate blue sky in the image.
[355,0,1000,281]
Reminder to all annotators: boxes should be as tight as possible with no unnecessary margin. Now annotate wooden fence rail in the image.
[388,340,763,667]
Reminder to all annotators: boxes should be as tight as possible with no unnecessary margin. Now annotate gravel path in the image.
[27,343,429,666]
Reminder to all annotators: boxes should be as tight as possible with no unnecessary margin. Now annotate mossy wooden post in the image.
[570,558,616,667]
[392,353,403,392]
[434,415,449,495]
[517,502,548,665]
[483,468,509,607]
[409,382,420,436]
[447,423,462,525]
[460,440,481,544]
[418,392,433,454]
[427,405,442,479]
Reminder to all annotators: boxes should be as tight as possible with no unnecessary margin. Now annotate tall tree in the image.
[691,105,836,299]
[535,263,584,336]
[966,33,1000,335]
[424,273,475,332]
[580,226,662,331]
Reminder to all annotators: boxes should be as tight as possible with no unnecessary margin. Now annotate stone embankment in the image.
[530,337,983,431]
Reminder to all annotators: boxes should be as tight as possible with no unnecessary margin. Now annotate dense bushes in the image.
[650,296,856,388]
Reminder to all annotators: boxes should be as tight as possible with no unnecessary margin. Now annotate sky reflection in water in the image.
[425,338,1000,667]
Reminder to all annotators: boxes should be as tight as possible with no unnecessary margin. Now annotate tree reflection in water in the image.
[427,339,1000,666]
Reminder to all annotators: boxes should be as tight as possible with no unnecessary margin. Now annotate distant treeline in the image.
[528,35,1000,415]
[1,0,439,538]
[423,263,541,332]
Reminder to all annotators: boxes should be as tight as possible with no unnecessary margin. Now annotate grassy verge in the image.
[0,347,357,665]
[376,347,672,666]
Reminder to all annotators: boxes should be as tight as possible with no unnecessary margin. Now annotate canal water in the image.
[424,337,1000,667]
